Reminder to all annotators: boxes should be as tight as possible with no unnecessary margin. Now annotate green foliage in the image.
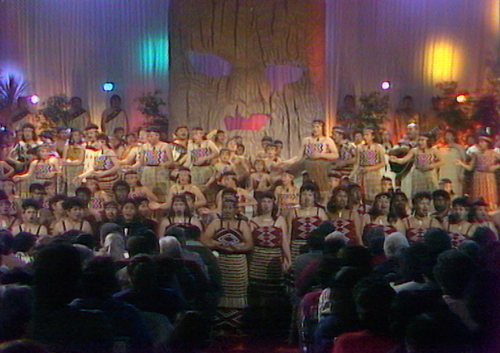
[135,90,167,119]
[354,91,390,131]
[0,75,27,109]
[40,94,70,127]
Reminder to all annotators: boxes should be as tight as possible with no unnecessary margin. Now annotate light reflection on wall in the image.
[140,36,169,74]
[426,40,462,82]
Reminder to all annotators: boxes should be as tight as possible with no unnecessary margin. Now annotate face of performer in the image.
[300,190,315,207]
[414,198,430,216]
[72,131,83,144]
[0,200,11,215]
[381,179,393,192]
[433,196,449,213]
[172,199,186,215]
[266,145,278,158]
[45,183,56,197]
[85,128,98,142]
[254,160,266,173]
[31,189,45,203]
[377,196,390,214]
[353,132,363,145]
[221,175,237,188]
[216,131,227,145]
[70,97,82,109]
[147,131,160,145]
[407,125,419,140]
[38,147,51,160]
[76,191,91,205]
[478,139,489,150]
[68,206,83,221]
[95,139,107,150]
[138,200,150,218]
[452,204,468,222]
[439,181,453,194]
[312,122,323,137]
[418,137,429,149]
[124,173,139,187]
[22,127,34,141]
[126,134,137,145]
[335,190,349,209]
[220,150,232,163]
[192,129,204,143]
[178,170,190,185]
[114,186,129,203]
[85,179,99,193]
[138,130,148,144]
[236,144,245,156]
[363,130,374,144]
[475,205,488,222]
[349,186,362,204]
[104,205,118,221]
[281,172,294,186]
[52,200,65,214]
[22,206,38,223]
[333,131,344,144]
[444,132,455,144]
[122,203,136,221]
[176,127,189,140]
[381,130,391,143]
[329,176,340,190]
[260,197,274,214]
[110,97,121,109]
[185,194,196,210]
[227,139,238,152]
[221,200,237,219]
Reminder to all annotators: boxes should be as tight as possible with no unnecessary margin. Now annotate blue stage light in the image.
[102,82,115,92]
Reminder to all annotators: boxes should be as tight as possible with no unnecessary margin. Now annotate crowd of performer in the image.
[0,94,499,353]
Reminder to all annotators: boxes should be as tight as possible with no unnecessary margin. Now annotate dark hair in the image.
[75,186,91,198]
[127,255,158,291]
[423,228,452,257]
[121,198,137,209]
[28,183,45,194]
[347,183,365,210]
[390,190,409,220]
[84,123,99,131]
[300,182,320,205]
[112,180,131,193]
[96,134,111,148]
[82,256,120,298]
[167,194,192,218]
[255,191,278,220]
[368,192,392,218]
[12,232,36,253]
[134,196,149,205]
[103,201,119,209]
[452,196,469,208]
[432,189,451,201]
[338,245,372,271]
[62,197,85,211]
[146,126,162,134]
[413,191,432,204]
[306,228,326,251]
[127,236,156,257]
[433,249,477,298]
[110,94,121,103]
[327,186,350,214]
[21,199,41,211]
[123,171,142,186]
[0,230,14,255]
[48,194,68,212]
[184,226,201,241]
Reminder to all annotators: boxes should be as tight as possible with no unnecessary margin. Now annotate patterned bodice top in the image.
[305,141,327,157]
[143,147,165,167]
[359,148,381,167]
[447,222,474,248]
[364,222,397,237]
[330,212,358,244]
[190,144,212,164]
[213,219,244,252]
[278,190,300,209]
[67,146,84,161]
[251,222,283,248]
[89,196,105,209]
[415,152,434,169]
[476,151,497,172]
[165,216,202,234]
[34,161,54,179]
[94,154,114,171]
[405,217,437,243]
[291,208,323,241]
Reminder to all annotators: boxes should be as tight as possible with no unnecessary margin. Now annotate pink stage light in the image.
[381,81,391,90]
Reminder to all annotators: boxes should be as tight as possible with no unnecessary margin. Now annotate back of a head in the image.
[0,230,14,256]
[33,244,82,305]
[353,276,396,332]
[0,286,34,342]
[424,228,452,256]
[433,249,477,298]
[398,243,431,283]
[338,245,372,271]
[183,226,202,242]
[99,223,123,244]
[127,255,158,291]
[164,226,186,245]
[127,235,155,257]
[159,236,182,258]
[104,233,126,261]
[307,228,326,251]
[384,232,410,260]
[12,233,36,254]
[82,257,120,299]
[324,231,348,255]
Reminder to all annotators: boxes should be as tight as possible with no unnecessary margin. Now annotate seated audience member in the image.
[0,285,34,343]
[114,255,187,323]
[12,232,37,264]
[31,243,114,352]
[0,340,49,353]
[116,198,154,238]
[332,277,398,353]
[12,199,48,238]
[101,201,120,224]
[52,197,92,236]
[0,230,26,269]
[70,257,153,352]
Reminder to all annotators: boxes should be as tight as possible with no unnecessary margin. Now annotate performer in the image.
[185,127,219,187]
[67,97,91,132]
[300,120,339,201]
[404,192,440,244]
[362,192,405,240]
[84,177,112,213]
[62,129,85,195]
[393,96,420,142]
[9,97,36,132]
[163,168,207,209]
[8,123,43,174]
[437,129,466,197]
[202,197,253,331]
[442,197,476,248]
[326,186,362,245]
[390,133,443,196]
[350,127,385,203]
[215,171,257,212]
[456,135,499,210]
[470,200,499,236]
[171,126,189,165]
[274,169,300,217]
[124,171,158,202]
[248,159,272,197]
[76,134,120,194]
[52,197,93,236]
[12,199,48,237]
[158,194,203,238]
[100,94,129,135]
[287,182,327,260]
[331,126,356,179]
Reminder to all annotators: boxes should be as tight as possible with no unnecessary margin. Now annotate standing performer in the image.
[301,120,339,202]
[390,133,443,196]
[202,197,253,332]
[287,182,327,260]
[171,126,189,165]
[350,128,385,203]
[437,130,466,197]
[185,127,219,187]
[404,192,440,244]
[62,129,85,195]
[67,97,91,132]
[101,95,129,136]
[456,135,499,210]
[76,134,120,195]
[331,126,356,179]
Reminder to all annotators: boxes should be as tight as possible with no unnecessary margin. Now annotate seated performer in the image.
[52,197,93,236]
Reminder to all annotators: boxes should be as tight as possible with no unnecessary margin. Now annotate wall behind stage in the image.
[0,0,170,128]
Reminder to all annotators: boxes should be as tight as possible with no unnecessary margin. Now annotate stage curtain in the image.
[325,0,500,128]
[0,0,170,128]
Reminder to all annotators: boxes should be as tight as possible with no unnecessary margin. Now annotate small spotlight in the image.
[381,81,391,90]
[456,94,467,103]
[29,95,40,104]
[102,82,115,92]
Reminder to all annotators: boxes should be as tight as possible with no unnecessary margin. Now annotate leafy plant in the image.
[136,90,167,119]
[353,91,390,131]
[40,94,70,128]
[0,75,27,109]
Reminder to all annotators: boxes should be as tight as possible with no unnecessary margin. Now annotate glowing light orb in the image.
[426,40,462,82]
[381,81,391,90]
[29,95,40,104]
[102,82,115,92]
[456,94,467,103]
